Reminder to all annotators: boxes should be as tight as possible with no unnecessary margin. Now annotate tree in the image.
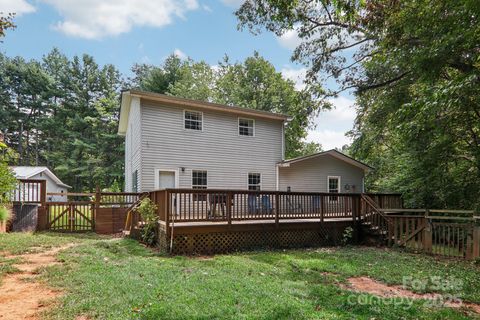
[236,1,480,209]
[0,49,125,192]
[0,136,17,204]
[130,54,184,93]
[0,13,15,39]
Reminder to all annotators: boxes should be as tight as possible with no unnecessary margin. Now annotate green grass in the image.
[1,233,479,319]
[0,232,100,254]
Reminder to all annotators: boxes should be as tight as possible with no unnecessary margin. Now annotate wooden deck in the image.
[143,189,403,254]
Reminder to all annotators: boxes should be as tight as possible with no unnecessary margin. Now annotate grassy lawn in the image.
[1,233,479,319]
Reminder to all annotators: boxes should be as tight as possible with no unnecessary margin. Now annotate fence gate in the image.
[46,202,95,232]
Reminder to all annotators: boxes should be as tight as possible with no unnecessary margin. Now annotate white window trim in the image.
[327,175,341,202]
[247,172,262,191]
[183,109,204,132]
[154,168,179,189]
[238,117,255,137]
[191,169,208,189]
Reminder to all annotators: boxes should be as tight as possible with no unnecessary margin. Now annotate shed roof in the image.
[11,166,72,188]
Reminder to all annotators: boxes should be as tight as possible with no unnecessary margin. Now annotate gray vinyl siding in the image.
[278,155,365,193]
[138,100,283,192]
[124,97,142,192]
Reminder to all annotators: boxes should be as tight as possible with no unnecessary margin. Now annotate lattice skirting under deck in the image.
[159,223,351,255]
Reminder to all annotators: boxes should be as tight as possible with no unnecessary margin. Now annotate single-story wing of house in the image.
[11,166,71,202]
[118,89,372,194]
[278,149,372,194]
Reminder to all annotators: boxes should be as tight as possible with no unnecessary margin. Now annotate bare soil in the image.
[0,244,75,320]
[344,276,480,314]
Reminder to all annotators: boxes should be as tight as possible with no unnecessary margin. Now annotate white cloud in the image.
[278,29,302,50]
[306,95,356,150]
[43,0,199,39]
[221,0,244,7]
[281,66,307,90]
[173,48,187,59]
[306,129,352,150]
[202,4,212,12]
[0,0,36,16]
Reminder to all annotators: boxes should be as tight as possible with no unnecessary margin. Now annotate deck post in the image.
[40,180,47,206]
[352,194,361,243]
[95,186,100,210]
[165,190,170,237]
[320,195,324,223]
[472,217,479,259]
[422,211,432,253]
[275,193,279,228]
[36,180,48,231]
[227,191,232,228]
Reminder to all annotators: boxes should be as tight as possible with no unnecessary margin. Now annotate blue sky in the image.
[0,0,356,150]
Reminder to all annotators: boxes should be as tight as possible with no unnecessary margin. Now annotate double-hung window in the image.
[239,118,254,136]
[248,173,261,191]
[328,176,340,201]
[184,110,202,131]
[192,170,207,201]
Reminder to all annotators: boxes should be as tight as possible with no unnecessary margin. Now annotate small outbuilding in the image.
[11,166,71,202]
[277,149,372,194]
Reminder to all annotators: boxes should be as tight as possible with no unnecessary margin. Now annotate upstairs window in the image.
[184,110,203,131]
[239,118,254,136]
[248,173,261,191]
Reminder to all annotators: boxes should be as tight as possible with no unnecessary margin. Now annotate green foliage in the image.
[0,13,15,39]
[0,48,124,192]
[136,198,158,246]
[236,0,480,209]
[341,226,353,246]
[131,52,324,158]
[0,205,10,222]
[0,141,16,204]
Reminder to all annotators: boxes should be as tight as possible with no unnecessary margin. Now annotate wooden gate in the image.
[46,202,95,232]
[385,211,479,259]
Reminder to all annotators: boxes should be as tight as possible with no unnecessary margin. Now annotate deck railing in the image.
[150,189,377,224]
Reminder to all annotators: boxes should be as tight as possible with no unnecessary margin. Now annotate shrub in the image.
[341,226,354,245]
[0,205,10,222]
[137,198,158,246]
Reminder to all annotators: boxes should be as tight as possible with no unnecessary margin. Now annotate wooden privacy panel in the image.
[95,207,129,234]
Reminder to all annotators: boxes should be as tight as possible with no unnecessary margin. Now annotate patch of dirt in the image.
[0,244,76,320]
[343,276,480,314]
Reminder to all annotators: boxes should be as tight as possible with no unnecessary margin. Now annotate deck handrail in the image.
[153,189,376,224]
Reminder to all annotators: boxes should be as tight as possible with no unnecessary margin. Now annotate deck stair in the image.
[123,192,149,236]
[361,194,394,245]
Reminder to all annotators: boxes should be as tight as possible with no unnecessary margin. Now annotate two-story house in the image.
[118,89,370,194]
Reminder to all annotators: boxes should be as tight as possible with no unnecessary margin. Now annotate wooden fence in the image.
[380,209,479,259]
[10,179,46,203]
[11,180,142,233]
